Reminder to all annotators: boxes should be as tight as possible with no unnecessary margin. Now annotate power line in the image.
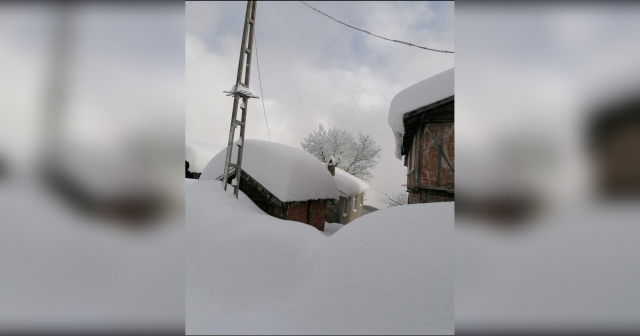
[254,31,272,142]
[299,1,454,54]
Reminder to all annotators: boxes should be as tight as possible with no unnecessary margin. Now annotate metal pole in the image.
[222,1,258,198]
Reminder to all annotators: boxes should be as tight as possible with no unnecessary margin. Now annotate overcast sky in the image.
[186,1,454,208]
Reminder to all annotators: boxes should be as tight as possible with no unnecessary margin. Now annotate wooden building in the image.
[389,68,454,204]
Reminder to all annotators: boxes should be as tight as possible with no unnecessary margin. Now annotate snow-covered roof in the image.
[186,134,225,173]
[333,167,369,197]
[200,139,339,202]
[388,68,454,159]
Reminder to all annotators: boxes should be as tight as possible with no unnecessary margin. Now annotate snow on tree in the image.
[301,123,381,182]
[379,191,409,207]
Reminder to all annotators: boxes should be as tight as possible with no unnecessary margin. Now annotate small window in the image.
[360,194,363,207]
[343,197,348,217]
[352,195,357,212]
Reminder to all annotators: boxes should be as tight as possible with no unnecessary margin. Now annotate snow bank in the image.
[0,180,184,329]
[322,222,344,237]
[186,181,453,334]
[388,68,454,159]
[333,167,370,197]
[456,203,640,332]
[185,133,225,173]
[200,139,339,202]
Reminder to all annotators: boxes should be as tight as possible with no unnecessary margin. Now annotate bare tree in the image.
[379,191,408,207]
[301,123,381,181]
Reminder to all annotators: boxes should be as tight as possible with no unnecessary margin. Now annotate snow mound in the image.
[456,203,640,332]
[186,133,225,173]
[200,139,339,202]
[186,181,453,334]
[388,68,454,159]
[333,167,369,197]
[0,181,184,329]
[322,222,344,237]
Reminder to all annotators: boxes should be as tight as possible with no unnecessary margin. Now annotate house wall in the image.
[308,202,326,231]
[285,203,307,223]
[324,200,339,223]
[236,172,327,230]
[335,192,365,224]
[407,122,455,204]
[283,202,325,231]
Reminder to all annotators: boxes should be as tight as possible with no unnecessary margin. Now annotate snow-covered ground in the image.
[0,178,184,330]
[322,222,345,237]
[186,180,453,334]
[456,202,640,332]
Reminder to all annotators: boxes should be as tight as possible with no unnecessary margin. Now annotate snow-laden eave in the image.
[333,167,370,196]
[388,68,454,160]
[396,95,455,159]
[339,190,362,198]
[218,168,338,207]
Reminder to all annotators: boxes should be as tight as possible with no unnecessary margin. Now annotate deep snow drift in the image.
[456,202,640,332]
[0,179,184,330]
[200,139,339,202]
[388,68,454,159]
[186,180,453,334]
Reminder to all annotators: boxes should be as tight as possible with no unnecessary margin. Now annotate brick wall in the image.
[407,122,454,204]
[232,171,329,230]
[282,202,327,231]
[285,203,308,223]
[309,202,326,231]
[430,123,454,189]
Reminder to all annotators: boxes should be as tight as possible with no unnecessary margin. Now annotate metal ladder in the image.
[222,1,258,198]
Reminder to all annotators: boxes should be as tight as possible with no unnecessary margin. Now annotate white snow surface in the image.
[333,166,370,197]
[388,68,454,159]
[200,139,339,202]
[0,179,184,329]
[185,133,225,173]
[186,181,454,334]
[456,202,640,332]
[322,222,344,237]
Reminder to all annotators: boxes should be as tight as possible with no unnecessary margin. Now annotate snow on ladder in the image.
[222,0,259,199]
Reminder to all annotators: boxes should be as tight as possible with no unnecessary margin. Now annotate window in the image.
[352,195,357,212]
[342,197,348,217]
[360,193,363,207]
